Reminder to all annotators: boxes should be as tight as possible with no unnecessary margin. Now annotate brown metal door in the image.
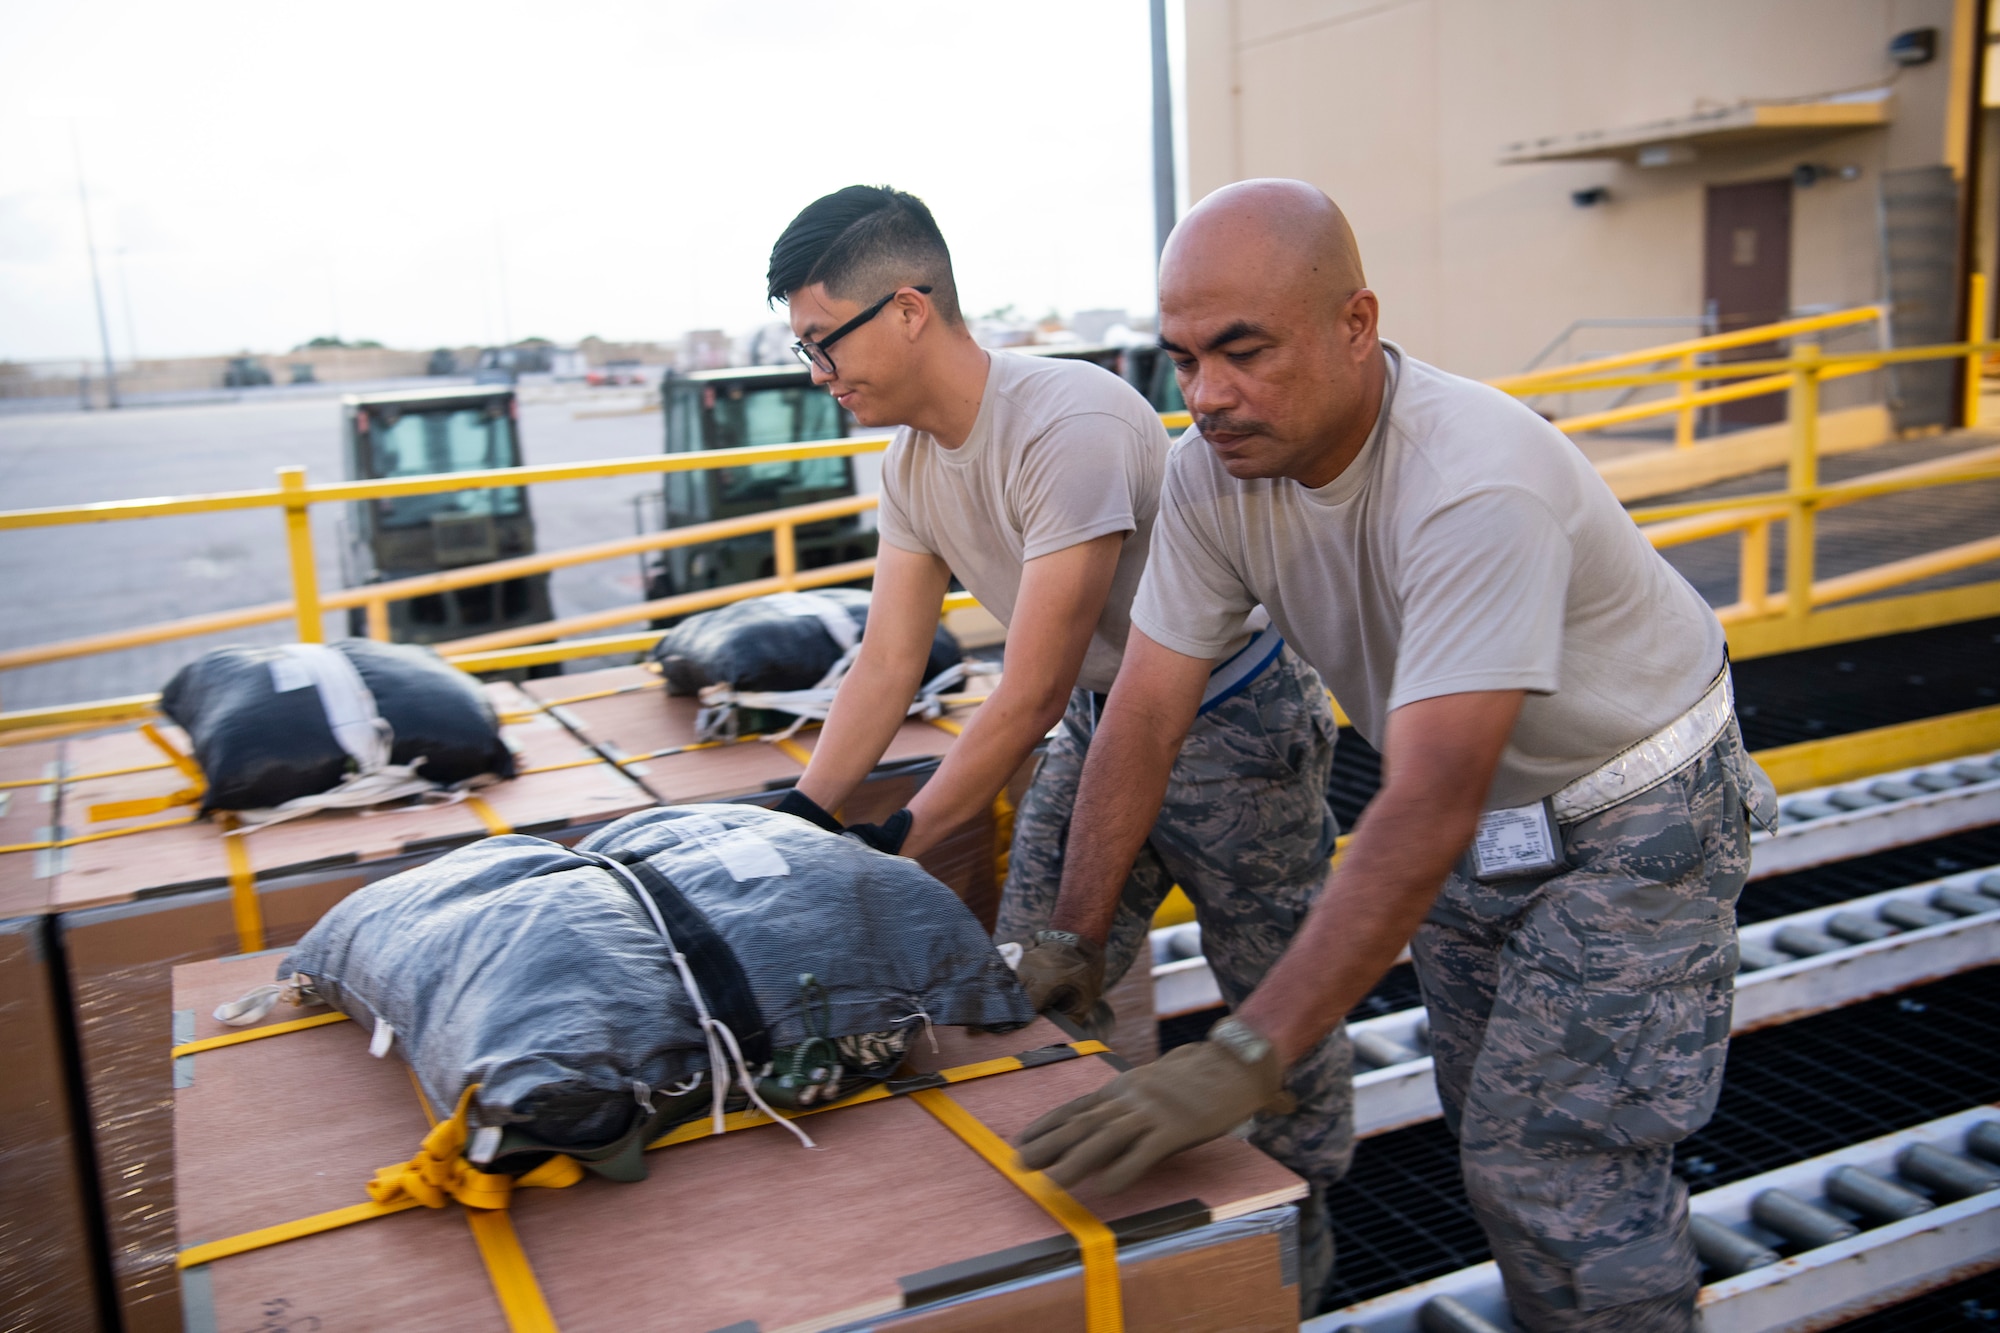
[1705,179,1793,426]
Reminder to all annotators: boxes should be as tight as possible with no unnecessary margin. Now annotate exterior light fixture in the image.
[1572,186,1611,207]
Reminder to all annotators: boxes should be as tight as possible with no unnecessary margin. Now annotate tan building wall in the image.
[1181,0,1979,380]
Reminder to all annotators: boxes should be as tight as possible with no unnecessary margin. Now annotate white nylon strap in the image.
[764,592,860,653]
[277,643,391,773]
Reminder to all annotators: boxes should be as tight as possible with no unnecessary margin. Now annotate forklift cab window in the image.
[709,386,847,504]
[368,405,526,529]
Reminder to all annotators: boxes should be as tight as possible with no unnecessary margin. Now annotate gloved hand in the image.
[773,788,843,834]
[1014,929,1105,1025]
[1016,1017,1286,1194]
[844,808,914,855]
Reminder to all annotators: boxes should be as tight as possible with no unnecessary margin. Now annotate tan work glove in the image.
[1015,1016,1286,1194]
[1013,929,1105,1024]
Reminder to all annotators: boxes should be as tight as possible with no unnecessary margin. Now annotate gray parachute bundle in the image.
[272,804,1029,1181]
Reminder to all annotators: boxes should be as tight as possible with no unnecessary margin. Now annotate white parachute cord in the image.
[891,1009,939,1055]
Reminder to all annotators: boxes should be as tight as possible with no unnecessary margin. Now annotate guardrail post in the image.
[1676,352,1697,448]
[365,597,390,641]
[773,521,798,590]
[1966,271,1987,430]
[278,466,324,643]
[1739,519,1770,614]
[1784,343,1820,621]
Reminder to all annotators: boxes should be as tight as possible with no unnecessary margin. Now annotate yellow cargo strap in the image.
[463,795,513,838]
[0,812,199,856]
[0,760,173,791]
[86,724,208,821]
[910,1087,1122,1333]
[172,1011,349,1058]
[770,736,814,767]
[367,1085,582,1212]
[221,823,264,954]
[177,1040,1113,1274]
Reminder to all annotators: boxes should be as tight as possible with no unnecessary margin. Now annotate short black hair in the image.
[766,185,962,326]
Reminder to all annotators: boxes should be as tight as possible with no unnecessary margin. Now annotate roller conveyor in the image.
[1307,1107,2000,1333]
[1154,758,2000,1021]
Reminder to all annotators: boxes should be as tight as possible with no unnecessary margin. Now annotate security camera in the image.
[1571,186,1611,207]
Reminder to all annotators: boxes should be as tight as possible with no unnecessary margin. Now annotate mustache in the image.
[1195,411,1271,439]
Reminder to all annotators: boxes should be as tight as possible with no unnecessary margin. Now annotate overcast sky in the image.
[1,1,1169,363]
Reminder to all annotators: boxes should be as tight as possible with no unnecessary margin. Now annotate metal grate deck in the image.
[1319,965,2000,1311]
[1741,824,2000,923]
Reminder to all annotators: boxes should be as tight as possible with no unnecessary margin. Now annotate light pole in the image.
[70,122,120,409]
[1149,0,1177,260]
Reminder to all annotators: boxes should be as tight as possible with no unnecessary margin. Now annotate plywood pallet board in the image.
[172,953,1304,1333]
[522,665,1010,930]
[50,685,657,1333]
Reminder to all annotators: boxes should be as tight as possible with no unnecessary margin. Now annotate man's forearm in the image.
[796,649,926,814]
[1045,696,1186,943]
[902,680,1064,857]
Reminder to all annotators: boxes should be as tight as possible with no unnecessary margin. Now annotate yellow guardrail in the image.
[1496,303,1887,447]
[1,305,1996,736]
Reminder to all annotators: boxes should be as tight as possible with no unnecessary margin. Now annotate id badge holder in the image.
[1469,797,1570,883]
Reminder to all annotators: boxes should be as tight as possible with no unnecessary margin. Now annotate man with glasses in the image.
[764,184,1354,1310]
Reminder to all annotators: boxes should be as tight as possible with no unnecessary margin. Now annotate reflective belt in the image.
[1551,665,1734,824]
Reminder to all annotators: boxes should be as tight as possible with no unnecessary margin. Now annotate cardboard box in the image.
[0,740,109,1333]
[172,953,1304,1332]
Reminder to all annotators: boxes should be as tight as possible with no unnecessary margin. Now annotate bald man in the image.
[1016,181,1776,1331]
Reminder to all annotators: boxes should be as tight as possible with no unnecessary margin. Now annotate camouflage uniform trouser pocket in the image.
[1412,738,1752,1331]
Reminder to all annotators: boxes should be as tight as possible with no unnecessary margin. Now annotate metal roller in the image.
[1689,1214,1780,1276]
[1912,771,1969,792]
[1897,1143,2000,1199]
[1826,788,1884,811]
[1950,759,2000,782]
[1781,798,1842,821]
[1932,886,1998,917]
[1868,778,1925,802]
[1976,871,2000,899]
[1825,1164,1934,1222]
[1772,925,1844,957]
[1880,899,1954,930]
[1750,1188,1859,1249]
[1966,1121,2000,1166]
[1737,942,1793,972]
[1824,911,1898,944]
[1352,1031,1422,1070]
[1418,1294,1511,1333]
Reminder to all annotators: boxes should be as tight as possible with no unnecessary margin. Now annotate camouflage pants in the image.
[1412,727,1763,1332]
[995,645,1351,1308]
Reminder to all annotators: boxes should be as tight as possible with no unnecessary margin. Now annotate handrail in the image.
[0,308,1993,736]
[1490,304,1884,394]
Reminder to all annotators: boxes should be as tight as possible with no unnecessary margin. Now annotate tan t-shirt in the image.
[877,351,1175,693]
[1131,343,1726,809]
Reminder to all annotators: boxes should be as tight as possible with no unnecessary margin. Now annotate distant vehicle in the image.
[340,385,554,651]
[222,357,272,388]
[289,363,317,385]
[586,360,647,387]
[426,348,459,376]
[640,345,1183,610]
[473,344,556,385]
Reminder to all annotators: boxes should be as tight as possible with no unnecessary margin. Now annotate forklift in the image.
[640,346,1182,606]
[340,384,554,647]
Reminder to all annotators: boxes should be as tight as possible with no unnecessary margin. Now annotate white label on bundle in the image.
[370,1018,395,1058]
[470,1125,501,1164]
[269,656,315,693]
[672,811,790,882]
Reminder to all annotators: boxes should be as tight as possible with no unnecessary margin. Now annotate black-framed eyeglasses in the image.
[791,285,932,375]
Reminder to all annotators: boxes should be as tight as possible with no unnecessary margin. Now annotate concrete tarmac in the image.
[0,382,666,710]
